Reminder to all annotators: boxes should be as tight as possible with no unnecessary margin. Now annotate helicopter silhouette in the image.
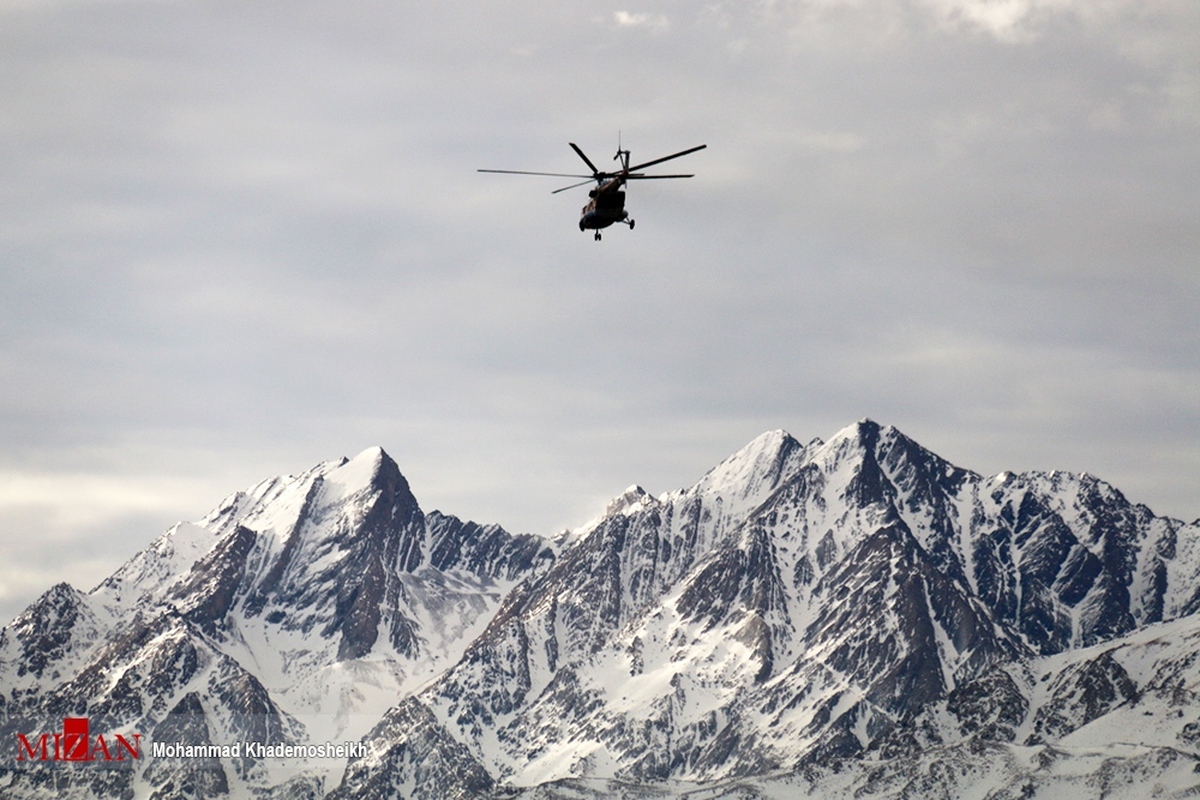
[479,141,706,240]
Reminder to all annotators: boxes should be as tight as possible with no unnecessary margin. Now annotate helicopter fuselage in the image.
[578,178,628,231]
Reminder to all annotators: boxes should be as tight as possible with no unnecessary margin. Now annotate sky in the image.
[1,0,1197,624]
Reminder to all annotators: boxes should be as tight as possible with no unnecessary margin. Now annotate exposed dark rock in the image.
[1027,649,1139,743]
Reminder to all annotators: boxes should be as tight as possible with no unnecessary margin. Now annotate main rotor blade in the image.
[551,178,598,194]
[627,144,707,173]
[478,169,593,178]
[569,142,601,175]
[625,173,694,180]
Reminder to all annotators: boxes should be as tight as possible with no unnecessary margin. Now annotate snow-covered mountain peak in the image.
[825,416,884,446]
[671,428,807,517]
[0,583,110,689]
[196,446,406,540]
[319,445,402,506]
[799,419,976,529]
[604,484,658,518]
[695,428,800,487]
[816,418,927,469]
[804,418,892,485]
[89,446,422,623]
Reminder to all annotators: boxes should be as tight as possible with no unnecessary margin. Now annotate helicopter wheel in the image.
[594,231,602,241]
[629,219,635,230]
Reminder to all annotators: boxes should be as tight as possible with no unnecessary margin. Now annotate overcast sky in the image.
[2,0,1197,623]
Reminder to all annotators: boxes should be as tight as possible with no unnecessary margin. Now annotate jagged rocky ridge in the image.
[0,447,553,798]
[331,421,1200,798]
[2,421,1199,799]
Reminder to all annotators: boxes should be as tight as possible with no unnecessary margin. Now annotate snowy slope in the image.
[332,420,1200,799]
[3,421,1199,800]
[1,446,553,799]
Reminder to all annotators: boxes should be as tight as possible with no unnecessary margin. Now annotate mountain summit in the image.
[3,423,1199,799]
[1,446,553,798]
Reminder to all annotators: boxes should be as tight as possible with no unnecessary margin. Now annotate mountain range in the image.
[2,419,1199,799]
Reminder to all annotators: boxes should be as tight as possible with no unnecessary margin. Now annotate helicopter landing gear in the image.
[594,231,602,241]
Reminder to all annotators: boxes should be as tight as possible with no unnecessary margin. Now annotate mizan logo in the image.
[16,717,142,763]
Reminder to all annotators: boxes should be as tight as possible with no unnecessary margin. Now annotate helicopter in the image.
[479,141,707,240]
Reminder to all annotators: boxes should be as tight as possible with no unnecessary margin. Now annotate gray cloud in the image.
[1,0,1197,622]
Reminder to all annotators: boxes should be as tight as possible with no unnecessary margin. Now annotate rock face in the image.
[331,422,1200,798]
[3,421,1200,799]
[0,446,553,798]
